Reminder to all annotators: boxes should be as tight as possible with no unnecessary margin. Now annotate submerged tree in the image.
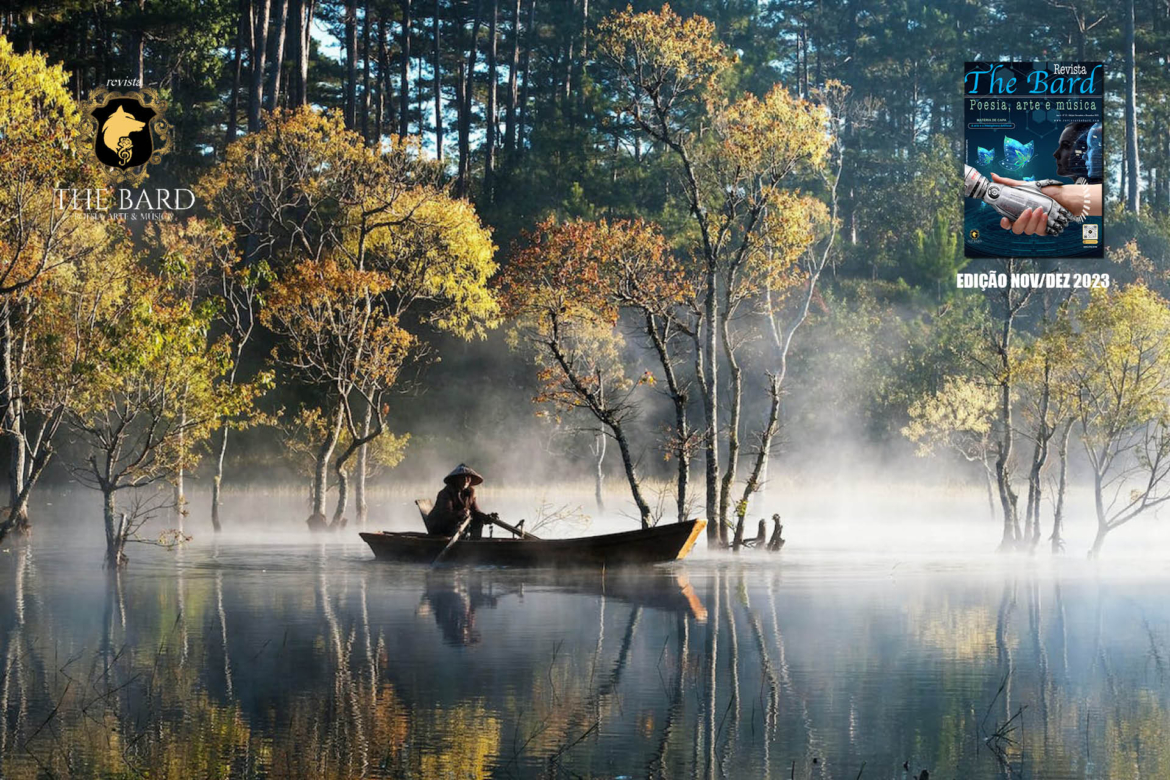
[903,375,1000,519]
[0,35,98,544]
[502,218,659,529]
[202,108,497,526]
[67,251,257,567]
[262,260,414,528]
[597,6,831,543]
[1069,285,1170,558]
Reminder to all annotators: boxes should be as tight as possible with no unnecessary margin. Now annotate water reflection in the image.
[2,539,1170,778]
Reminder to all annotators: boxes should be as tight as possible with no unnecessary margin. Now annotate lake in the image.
[3,513,1170,779]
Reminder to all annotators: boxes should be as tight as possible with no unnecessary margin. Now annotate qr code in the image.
[1083,224,1099,240]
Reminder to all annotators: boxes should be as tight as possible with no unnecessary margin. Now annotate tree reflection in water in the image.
[2,540,1170,778]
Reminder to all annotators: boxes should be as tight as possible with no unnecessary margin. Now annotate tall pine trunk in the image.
[247,0,271,132]
[517,0,534,151]
[226,0,246,145]
[399,0,412,138]
[361,0,371,138]
[503,0,520,156]
[344,0,357,127]
[457,0,482,194]
[267,0,289,110]
[1124,0,1140,212]
[483,0,498,198]
[432,0,443,160]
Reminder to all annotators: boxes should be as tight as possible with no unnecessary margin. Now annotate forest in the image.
[3,0,1170,568]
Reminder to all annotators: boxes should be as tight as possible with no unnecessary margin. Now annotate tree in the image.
[1069,285,1170,557]
[903,375,1000,519]
[501,218,658,529]
[262,259,413,527]
[67,253,255,567]
[597,6,830,543]
[202,108,498,526]
[153,219,271,532]
[606,219,696,523]
[0,35,97,544]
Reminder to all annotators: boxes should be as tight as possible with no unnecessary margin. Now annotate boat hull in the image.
[360,519,706,567]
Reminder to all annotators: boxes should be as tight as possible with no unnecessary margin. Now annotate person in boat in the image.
[425,464,493,539]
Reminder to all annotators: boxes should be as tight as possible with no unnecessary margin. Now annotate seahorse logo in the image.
[101,106,146,167]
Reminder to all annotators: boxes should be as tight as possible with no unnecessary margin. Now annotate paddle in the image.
[432,516,473,565]
[487,513,541,540]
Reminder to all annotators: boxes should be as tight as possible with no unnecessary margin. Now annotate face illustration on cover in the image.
[1054,121,1103,182]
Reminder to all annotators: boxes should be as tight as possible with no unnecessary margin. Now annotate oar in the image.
[432,516,472,565]
[488,513,541,540]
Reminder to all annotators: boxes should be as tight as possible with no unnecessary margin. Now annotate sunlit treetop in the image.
[0,34,102,296]
[596,5,733,136]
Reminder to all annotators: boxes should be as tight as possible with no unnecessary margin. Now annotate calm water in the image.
[3,528,1170,779]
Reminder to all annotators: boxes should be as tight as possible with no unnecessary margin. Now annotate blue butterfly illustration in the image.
[977,147,994,166]
[1002,137,1034,171]
[1023,176,1035,181]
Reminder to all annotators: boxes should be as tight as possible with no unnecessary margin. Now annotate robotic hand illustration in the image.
[963,165,1074,237]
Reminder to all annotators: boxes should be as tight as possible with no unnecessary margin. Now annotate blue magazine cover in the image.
[964,61,1104,259]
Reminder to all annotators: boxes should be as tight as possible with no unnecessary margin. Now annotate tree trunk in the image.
[345,0,357,127]
[133,0,145,85]
[1050,418,1073,553]
[432,0,443,160]
[1,308,28,544]
[1025,368,1052,548]
[226,0,246,145]
[517,0,534,151]
[333,460,349,527]
[247,0,271,132]
[311,405,344,524]
[361,0,371,138]
[717,308,740,535]
[483,0,498,198]
[1124,0,1140,212]
[211,426,229,532]
[268,0,289,110]
[503,0,520,156]
[294,0,311,105]
[644,313,688,523]
[611,419,650,529]
[376,11,389,139]
[355,405,372,526]
[457,0,482,194]
[593,429,606,512]
[103,488,127,569]
[399,0,412,138]
[702,274,721,545]
[1089,470,1109,558]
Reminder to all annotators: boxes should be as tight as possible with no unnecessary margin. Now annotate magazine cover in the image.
[964,61,1104,258]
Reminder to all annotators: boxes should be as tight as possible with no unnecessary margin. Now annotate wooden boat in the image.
[359,518,706,567]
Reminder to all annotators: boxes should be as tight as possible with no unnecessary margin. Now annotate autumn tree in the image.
[262,260,414,528]
[502,218,658,529]
[1068,285,1170,558]
[903,376,1000,519]
[66,252,257,568]
[597,6,832,543]
[203,108,498,526]
[153,219,272,531]
[605,220,696,523]
[0,35,100,544]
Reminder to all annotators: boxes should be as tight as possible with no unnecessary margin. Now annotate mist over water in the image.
[2,488,1170,778]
